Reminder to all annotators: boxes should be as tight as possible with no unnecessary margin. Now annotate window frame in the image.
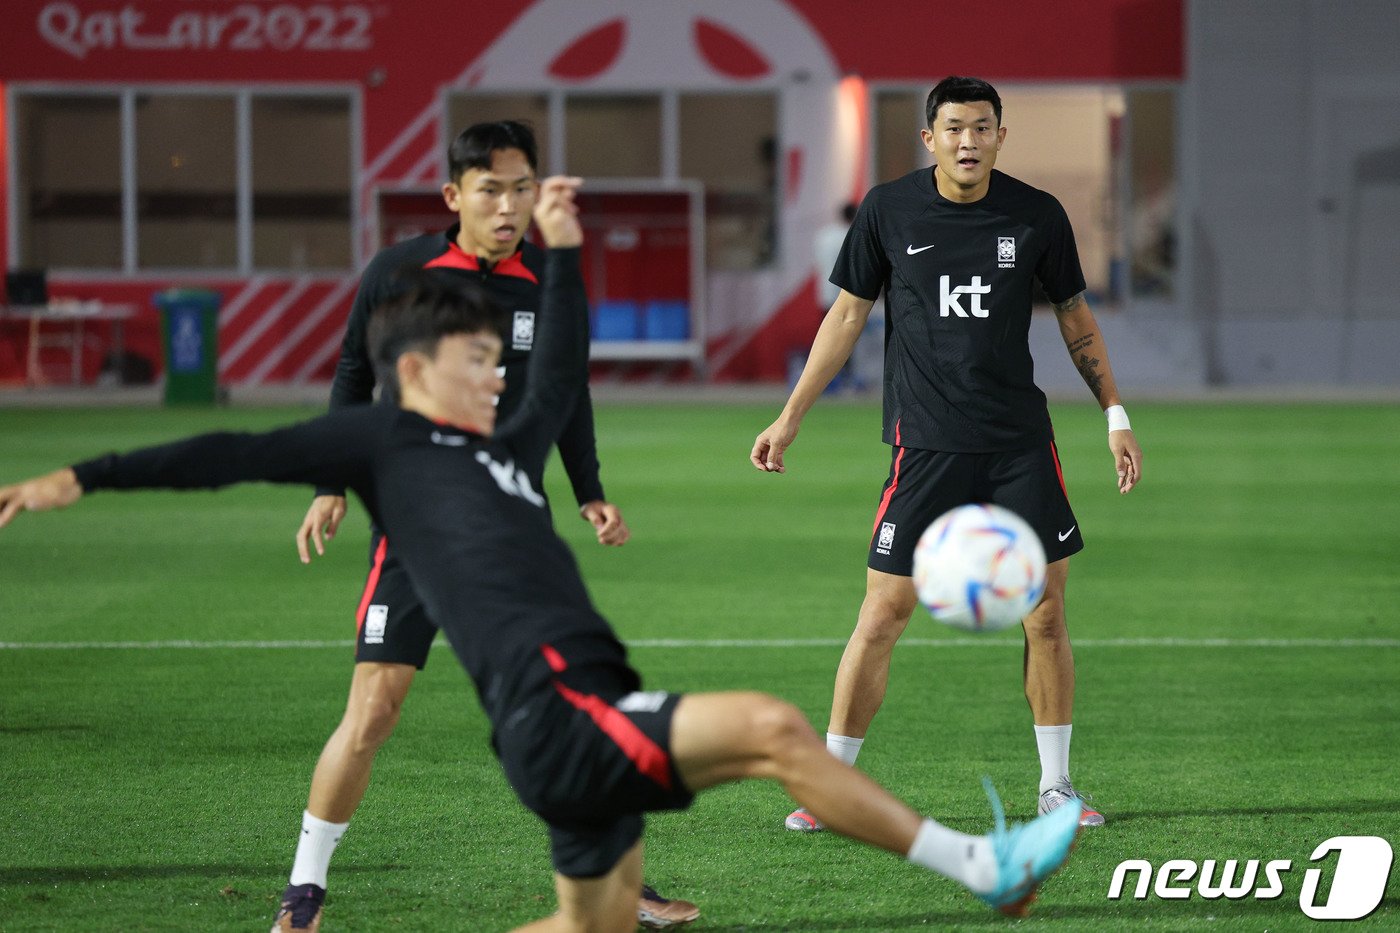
[440,85,782,270]
[7,82,363,278]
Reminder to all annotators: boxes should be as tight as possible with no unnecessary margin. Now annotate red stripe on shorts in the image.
[355,537,390,633]
[541,643,568,673]
[541,644,673,790]
[1049,441,1068,496]
[871,419,905,541]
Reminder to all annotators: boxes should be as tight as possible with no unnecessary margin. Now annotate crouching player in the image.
[0,177,1081,931]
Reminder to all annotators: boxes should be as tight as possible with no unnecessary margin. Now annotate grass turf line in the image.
[1,401,1398,930]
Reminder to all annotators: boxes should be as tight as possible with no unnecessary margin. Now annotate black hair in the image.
[366,269,509,393]
[447,120,539,182]
[925,76,1003,127]
[841,202,858,225]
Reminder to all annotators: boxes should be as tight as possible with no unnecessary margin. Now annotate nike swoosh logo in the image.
[1058,526,1076,542]
[906,244,935,255]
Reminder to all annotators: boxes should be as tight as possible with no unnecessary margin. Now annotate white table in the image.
[2,302,138,387]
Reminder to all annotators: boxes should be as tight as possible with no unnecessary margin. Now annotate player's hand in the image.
[296,494,347,564]
[1109,429,1143,494]
[533,176,584,249]
[751,417,799,473]
[580,500,630,547]
[0,468,84,529]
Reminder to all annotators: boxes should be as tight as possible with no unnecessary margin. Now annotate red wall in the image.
[789,0,1182,81]
[0,1,1181,86]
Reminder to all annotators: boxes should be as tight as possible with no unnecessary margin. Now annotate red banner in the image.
[2,0,1181,83]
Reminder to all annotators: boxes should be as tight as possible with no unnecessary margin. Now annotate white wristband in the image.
[1105,404,1131,432]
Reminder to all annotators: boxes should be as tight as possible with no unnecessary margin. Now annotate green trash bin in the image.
[155,288,222,405]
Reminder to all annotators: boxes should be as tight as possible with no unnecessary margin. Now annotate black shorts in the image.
[493,661,694,878]
[868,443,1084,576]
[354,534,437,668]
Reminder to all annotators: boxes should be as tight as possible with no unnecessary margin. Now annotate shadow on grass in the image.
[1105,797,1400,823]
[0,863,408,885]
[0,724,92,734]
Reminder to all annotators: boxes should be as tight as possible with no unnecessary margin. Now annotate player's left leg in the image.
[1022,557,1072,726]
[785,449,973,833]
[986,444,1102,827]
[671,692,1082,915]
[510,840,643,933]
[1023,561,1100,825]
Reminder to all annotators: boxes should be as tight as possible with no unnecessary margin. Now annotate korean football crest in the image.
[512,311,535,350]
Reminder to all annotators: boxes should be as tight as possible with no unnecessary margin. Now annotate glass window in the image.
[251,96,352,270]
[16,95,123,269]
[874,90,927,184]
[446,93,551,175]
[1127,89,1176,299]
[136,94,237,269]
[994,87,1122,302]
[565,96,661,178]
[679,93,777,270]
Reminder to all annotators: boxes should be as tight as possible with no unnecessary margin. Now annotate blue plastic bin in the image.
[642,300,690,340]
[593,300,639,341]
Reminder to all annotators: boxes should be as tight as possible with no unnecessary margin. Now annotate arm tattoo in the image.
[1076,352,1105,401]
[1067,334,1094,354]
[1052,290,1085,315]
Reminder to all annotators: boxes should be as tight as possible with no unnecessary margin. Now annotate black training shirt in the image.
[323,225,604,506]
[833,168,1086,453]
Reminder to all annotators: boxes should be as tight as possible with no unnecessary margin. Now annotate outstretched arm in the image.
[751,289,874,473]
[1053,292,1143,494]
[0,411,381,530]
[0,469,83,527]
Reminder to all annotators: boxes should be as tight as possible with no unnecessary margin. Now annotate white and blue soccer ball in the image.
[912,504,1047,633]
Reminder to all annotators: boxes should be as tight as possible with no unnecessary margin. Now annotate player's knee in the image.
[851,602,911,648]
[1022,594,1067,642]
[750,696,819,763]
[854,577,918,643]
[345,694,404,751]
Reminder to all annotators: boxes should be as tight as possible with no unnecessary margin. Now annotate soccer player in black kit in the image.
[281,121,692,930]
[2,177,1083,931]
[753,77,1144,834]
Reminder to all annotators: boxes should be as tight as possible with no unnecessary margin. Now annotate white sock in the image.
[289,811,349,888]
[1034,724,1073,793]
[907,819,998,892]
[825,733,864,766]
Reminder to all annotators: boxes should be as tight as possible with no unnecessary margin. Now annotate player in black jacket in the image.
[753,77,1144,835]
[3,178,1083,931]
[280,122,694,929]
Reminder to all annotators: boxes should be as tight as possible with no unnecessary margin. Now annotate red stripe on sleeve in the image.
[871,419,905,540]
[552,680,674,791]
[355,537,390,633]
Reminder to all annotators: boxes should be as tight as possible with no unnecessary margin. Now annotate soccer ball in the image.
[912,504,1047,632]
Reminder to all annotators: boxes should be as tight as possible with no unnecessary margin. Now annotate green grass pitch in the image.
[1,400,1398,931]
